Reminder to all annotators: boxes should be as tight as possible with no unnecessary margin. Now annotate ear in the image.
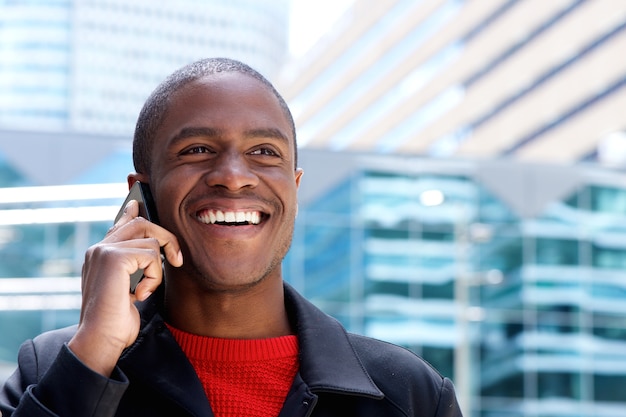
[294,168,303,189]
[294,169,303,218]
[127,173,149,190]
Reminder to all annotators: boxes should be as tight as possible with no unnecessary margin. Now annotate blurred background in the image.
[1,0,625,416]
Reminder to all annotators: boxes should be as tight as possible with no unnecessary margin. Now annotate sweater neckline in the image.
[165,323,299,362]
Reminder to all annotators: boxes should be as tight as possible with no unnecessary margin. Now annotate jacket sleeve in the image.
[0,337,129,417]
[435,377,463,417]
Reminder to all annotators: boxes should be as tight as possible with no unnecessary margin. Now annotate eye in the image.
[249,147,279,157]
[183,145,212,155]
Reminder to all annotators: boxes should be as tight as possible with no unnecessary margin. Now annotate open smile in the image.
[196,209,265,226]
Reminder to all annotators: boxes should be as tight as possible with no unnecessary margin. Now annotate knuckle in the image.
[129,216,147,225]
[85,243,109,261]
[84,243,99,260]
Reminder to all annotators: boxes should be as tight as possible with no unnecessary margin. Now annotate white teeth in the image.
[198,210,262,225]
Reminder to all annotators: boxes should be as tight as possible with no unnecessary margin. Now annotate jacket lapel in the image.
[118,292,214,417]
[284,284,384,399]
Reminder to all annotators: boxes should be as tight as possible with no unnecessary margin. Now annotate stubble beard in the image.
[183,218,296,294]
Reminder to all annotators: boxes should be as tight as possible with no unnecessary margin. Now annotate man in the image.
[0,58,462,416]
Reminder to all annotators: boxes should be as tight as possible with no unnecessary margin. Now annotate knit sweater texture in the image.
[167,324,299,417]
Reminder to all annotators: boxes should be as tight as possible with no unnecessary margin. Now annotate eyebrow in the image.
[168,127,220,148]
[168,126,290,148]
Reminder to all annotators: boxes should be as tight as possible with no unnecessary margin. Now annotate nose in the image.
[204,151,259,191]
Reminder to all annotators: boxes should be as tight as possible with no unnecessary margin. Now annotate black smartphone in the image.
[114,181,159,293]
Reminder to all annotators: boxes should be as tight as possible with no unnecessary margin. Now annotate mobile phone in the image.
[115,181,159,224]
[114,181,159,293]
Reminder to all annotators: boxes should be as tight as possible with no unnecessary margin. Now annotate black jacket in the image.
[0,283,462,416]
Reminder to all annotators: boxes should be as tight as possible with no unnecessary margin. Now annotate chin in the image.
[189,263,277,293]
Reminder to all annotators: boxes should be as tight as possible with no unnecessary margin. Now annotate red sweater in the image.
[167,324,299,417]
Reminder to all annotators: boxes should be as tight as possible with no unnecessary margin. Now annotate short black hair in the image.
[133,57,297,175]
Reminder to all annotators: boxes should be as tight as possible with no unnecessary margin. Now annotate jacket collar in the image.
[122,282,383,410]
[120,290,212,416]
[284,283,384,399]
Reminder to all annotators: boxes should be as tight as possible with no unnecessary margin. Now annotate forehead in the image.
[147,72,296,165]
[166,72,291,132]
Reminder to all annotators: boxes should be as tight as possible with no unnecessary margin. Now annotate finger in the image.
[115,238,165,276]
[161,239,183,268]
[108,217,183,268]
[133,274,160,301]
[84,238,164,292]
[105,213,182,265]
[116,243,165,297]
[131,222,182,268]
[107,200,140,235]
[118,199,140,223]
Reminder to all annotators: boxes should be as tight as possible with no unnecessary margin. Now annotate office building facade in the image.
[285,150,626,417]
[0,0,289,134]
[274,3,626,411]
[278,0,626,166]
[0,0,290,185]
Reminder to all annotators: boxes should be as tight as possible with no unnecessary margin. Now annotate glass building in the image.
[0,0,290,136]
[284,150,626,417]
[0,178,128,381]
[278,0,626,165]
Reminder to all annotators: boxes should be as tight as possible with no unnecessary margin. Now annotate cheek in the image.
[157,163,203,192]
[152,173,194,224]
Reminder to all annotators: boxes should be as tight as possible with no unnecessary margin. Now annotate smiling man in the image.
[0,58,462,417]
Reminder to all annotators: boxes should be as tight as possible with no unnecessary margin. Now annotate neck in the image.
[163,275,291,339]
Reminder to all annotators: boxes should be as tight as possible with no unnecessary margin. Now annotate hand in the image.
[68,200,183,376]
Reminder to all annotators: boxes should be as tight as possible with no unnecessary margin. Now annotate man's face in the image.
[146,72,303,291]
